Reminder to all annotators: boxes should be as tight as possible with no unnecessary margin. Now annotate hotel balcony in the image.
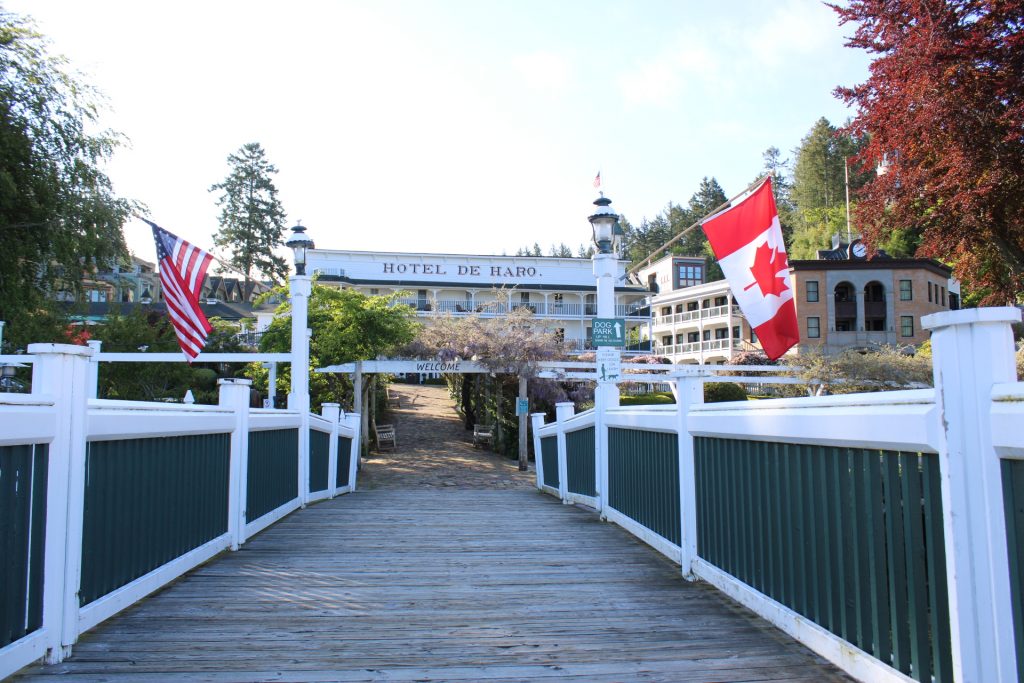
[393,298,650,319]
[652,338,759,362]
[652,305,742,328]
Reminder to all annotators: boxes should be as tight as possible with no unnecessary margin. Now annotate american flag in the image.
[593,171,601,188]
[145,219,214,361]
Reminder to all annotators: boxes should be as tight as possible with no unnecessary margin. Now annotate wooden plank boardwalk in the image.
[16,386,852,682]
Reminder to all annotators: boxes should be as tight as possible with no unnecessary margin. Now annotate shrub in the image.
[704,382,748,403]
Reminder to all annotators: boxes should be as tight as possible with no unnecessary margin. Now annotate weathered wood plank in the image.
[15,487,851,682]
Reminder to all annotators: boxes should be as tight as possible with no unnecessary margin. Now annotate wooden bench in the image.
[374,422,396,451]
[386,387,402,409]
[473,424,494,449]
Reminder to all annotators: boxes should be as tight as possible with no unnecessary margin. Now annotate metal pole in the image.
[845,157,852,244]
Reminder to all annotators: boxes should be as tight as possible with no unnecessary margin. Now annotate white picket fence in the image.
[0,344,360,680]
[532,308,1024,683]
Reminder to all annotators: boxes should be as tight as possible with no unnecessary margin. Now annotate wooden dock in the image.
[17,487,850,682]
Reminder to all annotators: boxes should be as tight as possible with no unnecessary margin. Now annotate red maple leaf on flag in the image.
[745,241,790,297]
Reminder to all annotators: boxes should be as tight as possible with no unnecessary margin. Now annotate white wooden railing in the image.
[0,345,360,680]
[532,308,1024,683]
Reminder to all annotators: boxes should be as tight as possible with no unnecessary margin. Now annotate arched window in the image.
[864,281,887,331]
[834,282,857,331]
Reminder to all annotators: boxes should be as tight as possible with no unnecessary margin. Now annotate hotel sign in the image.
[381,263,540,278]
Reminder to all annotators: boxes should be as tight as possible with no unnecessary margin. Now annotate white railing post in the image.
[530,413,546,489]
[321,403,341,497]
[555,402,574,502]
[85,340,101,399]
[923,307,1022,683]
[289,274,312,507]
[28,343,93,663]
[219,378,252,551]
[675,368,704,579]
[595,387,609,518]
[344,412,361,491]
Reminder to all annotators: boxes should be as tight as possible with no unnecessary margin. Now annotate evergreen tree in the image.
[548,243,573,257]
[210,142,288,290]
[759,146,796,247]
[788,118,868,259]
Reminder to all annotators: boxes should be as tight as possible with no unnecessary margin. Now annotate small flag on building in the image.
[701,177,799,360]
[144,219,214,361]
[593,171,601,188]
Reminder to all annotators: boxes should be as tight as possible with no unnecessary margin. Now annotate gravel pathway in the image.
[357,383,536,490]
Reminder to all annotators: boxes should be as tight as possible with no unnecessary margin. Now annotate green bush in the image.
[619,392,675,406]
[704,382,748,403]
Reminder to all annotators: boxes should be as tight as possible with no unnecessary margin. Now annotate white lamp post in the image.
[286,223,314,413]
[589,194,621,408]
[286,222,315,506]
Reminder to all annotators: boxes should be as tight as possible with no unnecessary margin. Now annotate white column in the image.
[923,307,1021,683]
[593,252,619,407]
[321,403,341,497]
[85,340,102,399]
[555,402,574,502]
[674,368,704,578]
[266,362,278,408]
[530,413,546,490]
[289,275,312,506]
[218,378,251,550]
[343,411,361,490]
[29,343,93,662]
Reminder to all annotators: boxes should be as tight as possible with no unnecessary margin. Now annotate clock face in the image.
[851,241,867,258]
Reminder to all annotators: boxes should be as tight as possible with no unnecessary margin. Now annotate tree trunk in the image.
[518,376,528,471]
[462,375,475,429]
[494,377,503,453]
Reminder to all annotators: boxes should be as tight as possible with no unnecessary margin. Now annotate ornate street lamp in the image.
[588,195,620,255]
[286,223,315,275]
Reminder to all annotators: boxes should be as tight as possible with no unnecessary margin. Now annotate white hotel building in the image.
[634,254,762,364]
[306,250,652,353]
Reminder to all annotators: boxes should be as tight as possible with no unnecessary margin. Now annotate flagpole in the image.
[626,174,770,276]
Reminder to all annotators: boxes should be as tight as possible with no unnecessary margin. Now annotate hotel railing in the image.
[531,308,1024,683]
[0,347,360,679]
[653,305,741,327]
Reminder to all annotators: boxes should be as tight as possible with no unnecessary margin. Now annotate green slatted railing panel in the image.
[80,434,230,606]
[337,436,352,488]
[608,428,680,545]
[0,444,48,648]
[566,427,596,497]
[309,429,330,493]
[540,436,559,489]
[1003,459,1024,683]
[695,438,953,683]
[247,429,299,521]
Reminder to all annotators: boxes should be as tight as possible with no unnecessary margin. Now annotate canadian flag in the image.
[701,177,799,360]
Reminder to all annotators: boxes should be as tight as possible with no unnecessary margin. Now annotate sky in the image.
[7,0,872,267]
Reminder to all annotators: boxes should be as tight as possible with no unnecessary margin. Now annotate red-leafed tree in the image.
[831,0,1024,304]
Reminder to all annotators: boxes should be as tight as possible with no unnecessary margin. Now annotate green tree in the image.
[253,283,420,410]
[788,118,869,258]
[548,243,573,257]
[759,146,797,247]
[209,142,288,291]
[0,10,134,350]
[625,178,728,281]
[87,310,244,402]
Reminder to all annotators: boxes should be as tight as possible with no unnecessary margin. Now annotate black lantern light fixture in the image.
[589,195,620,255]
[286,223,315,276]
